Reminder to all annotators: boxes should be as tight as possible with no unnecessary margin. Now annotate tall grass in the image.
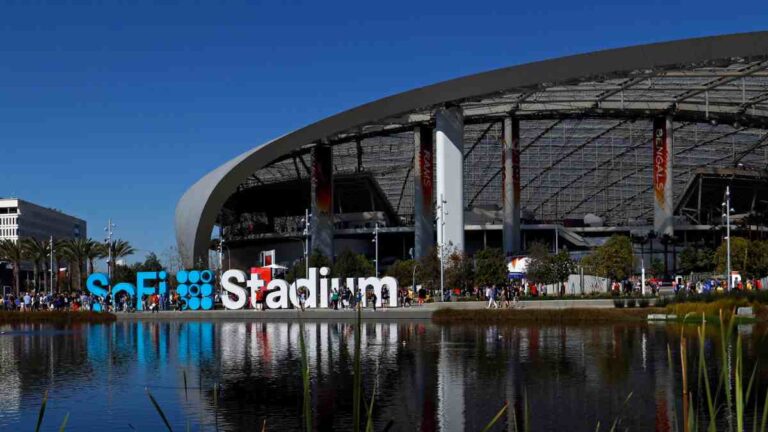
[674,309,768,432]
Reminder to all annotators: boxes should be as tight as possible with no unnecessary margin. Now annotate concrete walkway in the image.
[115,299,616,321]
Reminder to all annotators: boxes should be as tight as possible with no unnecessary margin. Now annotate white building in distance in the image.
[0,198,86,243]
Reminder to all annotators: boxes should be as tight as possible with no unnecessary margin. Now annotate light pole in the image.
[373,222,379,276]
[49,235,54,296]
[437,194,447,302]
[723,186,733,291]
[104,219,116,290]
[303,209,310,277]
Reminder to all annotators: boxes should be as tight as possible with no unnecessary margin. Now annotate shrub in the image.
[613,299,625,308]
[625,299,636,308]
[637,298,650,308]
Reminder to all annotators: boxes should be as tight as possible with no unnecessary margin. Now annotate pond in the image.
[0,319,763,431]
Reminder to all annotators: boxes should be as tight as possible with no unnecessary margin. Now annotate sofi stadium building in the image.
[176,32,768,277]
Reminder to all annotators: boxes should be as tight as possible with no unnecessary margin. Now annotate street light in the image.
[437,194,447,302]
[722,186,734,291]
[372,222,379,276]
[302,209,310,277]
[104,219,117,291]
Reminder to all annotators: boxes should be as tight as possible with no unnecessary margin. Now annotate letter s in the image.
[86,273,109,312]
[221,270,247,309]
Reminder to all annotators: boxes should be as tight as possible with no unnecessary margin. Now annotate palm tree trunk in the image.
[13,262,20,297]
[32,264,38,293]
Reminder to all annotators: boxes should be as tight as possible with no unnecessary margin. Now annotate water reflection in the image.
[0,320,765,431]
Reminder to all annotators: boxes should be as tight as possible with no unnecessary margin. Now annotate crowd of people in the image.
[1,291,101,311]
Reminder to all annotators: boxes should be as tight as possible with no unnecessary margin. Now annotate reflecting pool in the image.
[0,320,764,431]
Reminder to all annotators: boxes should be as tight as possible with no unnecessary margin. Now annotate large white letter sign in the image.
[221,269,247,309]
[357,276,398,308]
[266,279,289,309]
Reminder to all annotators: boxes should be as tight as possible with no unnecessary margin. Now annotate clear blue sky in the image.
[2,0,766,264]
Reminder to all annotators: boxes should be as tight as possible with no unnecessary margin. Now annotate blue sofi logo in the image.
[86,269,215,311]
[176,270,215,310]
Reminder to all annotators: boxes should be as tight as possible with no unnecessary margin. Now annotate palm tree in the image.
[53,239,69,293]
[61,238,99,291]
[22,238,50,292]
[87,241,106,275]
[0,239,27,296]
[105,239,135,281]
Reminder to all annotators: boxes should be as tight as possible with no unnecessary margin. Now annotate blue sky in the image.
[1,0,767,264]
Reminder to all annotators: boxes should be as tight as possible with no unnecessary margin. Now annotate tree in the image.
[550,249,576,294]
[678,246,714,274]
[285,249,332,283]
[748,240,768,278]
[332,249,374,279]
[581,235,635,282]
[714,236,749,275]
[474,248,507,287]
[445,250,473,293]
[22,237,49,292]
[418,247,442,293]
[0,239,26,296]
[386,259,417,288]
[113,252,165,284]
[525,242,552,284]
[52,239,69,293]
[141,252,164,272]
[649,258,665,278]
[105,239,135,279]
[61,238,101,290]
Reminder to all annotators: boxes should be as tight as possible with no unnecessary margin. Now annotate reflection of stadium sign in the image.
[221,267,398,309]
[507,256,529,279]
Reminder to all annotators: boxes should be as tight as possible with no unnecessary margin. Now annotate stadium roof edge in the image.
[176,31,768,266]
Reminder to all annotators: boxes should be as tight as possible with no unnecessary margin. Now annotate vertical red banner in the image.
[652,117,668,209]
[313,146,333,217]
[419,133,433,214]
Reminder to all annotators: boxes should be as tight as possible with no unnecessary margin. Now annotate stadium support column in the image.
[503,116,521,256]
[414,126,434,259]
[652,116,674,237]
[311,144,334,260]
[435,106,465,253]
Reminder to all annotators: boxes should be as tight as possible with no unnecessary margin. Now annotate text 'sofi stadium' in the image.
[176,32,768,274]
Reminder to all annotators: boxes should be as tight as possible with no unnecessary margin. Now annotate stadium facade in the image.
[176,32,768,276]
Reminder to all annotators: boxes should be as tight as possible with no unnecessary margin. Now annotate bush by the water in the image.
[432,307,662,324]
[613,299,625,308]
[0,311,116,325]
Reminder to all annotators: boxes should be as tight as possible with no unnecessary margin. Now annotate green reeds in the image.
[146,387,174,432]
[35,390,47,432]
[676,308,768,432]
[480,401,509,432]
[58,412,69,432]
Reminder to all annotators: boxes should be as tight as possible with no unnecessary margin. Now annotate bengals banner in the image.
[414,126,434,258]
[652,117,668,209]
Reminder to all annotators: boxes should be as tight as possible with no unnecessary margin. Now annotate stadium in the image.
[176,32,768,278]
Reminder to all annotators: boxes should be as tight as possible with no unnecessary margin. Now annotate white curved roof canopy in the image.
[176,31,768,266]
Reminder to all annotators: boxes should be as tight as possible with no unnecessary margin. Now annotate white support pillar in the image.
[435,106,464,253]
[413,126,435,259]
[652,116,674,236]
[503,116,521,256]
